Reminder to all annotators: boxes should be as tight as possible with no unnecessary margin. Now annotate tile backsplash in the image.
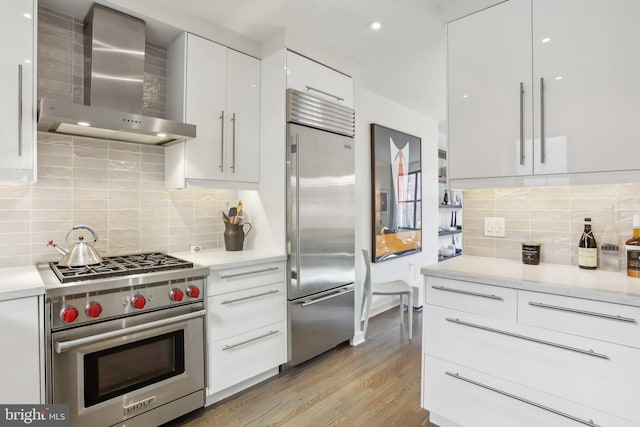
[462,184,640,266]
[0,7,237,268]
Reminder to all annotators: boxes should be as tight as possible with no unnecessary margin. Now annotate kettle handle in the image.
[67,224,99,243]
[242,222,253,238]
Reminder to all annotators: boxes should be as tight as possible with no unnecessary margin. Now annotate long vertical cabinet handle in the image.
[519,82,524,165]
[230,113,236,172]
[17,64,23,157]
[295,133,301,292]
[539,77,546,164]
[219,110,225,172]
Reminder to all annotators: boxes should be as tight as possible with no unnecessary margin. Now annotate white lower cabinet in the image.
[205,260,286,404]
[0,296,42,403]
[422,276,639,426]
[424,355,636,427]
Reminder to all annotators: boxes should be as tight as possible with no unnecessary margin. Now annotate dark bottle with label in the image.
[625,215,640,278]
[578,217,597,269]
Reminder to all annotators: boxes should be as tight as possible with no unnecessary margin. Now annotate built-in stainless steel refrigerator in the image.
[286,89,355,366]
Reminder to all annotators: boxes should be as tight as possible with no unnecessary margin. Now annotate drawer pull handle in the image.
[222,330,279,351]
[219,266,280,279]
[432,285,503,301]
[305,85,345,102]
[300,287,353,307]
[221,290,279,304]
[446,317,610,360]
[529,302,637,324]
[445,371,601,427]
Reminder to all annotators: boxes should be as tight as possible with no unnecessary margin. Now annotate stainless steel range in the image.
[38,252,209,427]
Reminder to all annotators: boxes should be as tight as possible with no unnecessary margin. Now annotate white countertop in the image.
[421,255,640,307]
[0,266,46,301]
[170,248,286,270]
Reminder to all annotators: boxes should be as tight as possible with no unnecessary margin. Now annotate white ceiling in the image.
[155,0,450,122]
[41,0,501,122]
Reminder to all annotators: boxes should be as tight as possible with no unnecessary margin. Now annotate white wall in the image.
[354,85,439,327]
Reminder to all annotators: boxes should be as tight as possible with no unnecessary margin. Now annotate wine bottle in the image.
[578,217,597,269]
[625,215,640,278]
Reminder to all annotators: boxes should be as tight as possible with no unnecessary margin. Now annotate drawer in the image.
[425,277,517,321]
[208,261,285,296]
[207,282,285,342]
[423,355,637,427]
[207,321,286,394]
[518,290,640,348]
[425,305,638,423]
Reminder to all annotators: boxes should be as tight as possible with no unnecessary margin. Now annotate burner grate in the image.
[50,252,194,284]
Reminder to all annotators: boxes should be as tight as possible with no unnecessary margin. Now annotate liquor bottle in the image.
[625,215,640,278]
[578,217,597,269]
[600,206,620,271]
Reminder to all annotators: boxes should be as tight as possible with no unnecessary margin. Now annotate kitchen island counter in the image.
[421,255,640,307]
[0,266,45,301]
[170,248,286,270]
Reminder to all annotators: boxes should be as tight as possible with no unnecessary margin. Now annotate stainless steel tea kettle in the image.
[48,224,104,266]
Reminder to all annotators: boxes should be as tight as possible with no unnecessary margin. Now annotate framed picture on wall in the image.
[370,123,422,263]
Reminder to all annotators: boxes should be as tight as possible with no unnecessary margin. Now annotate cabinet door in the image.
[0,297,41,403]
[448,0,532,180]
[184,34,227,181]
[533,0,640,175]
[225,50,260,183]
[286,51,353,108]
[0,1,34,173]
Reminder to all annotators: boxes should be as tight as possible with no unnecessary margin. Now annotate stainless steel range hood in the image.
[37,4,196,145]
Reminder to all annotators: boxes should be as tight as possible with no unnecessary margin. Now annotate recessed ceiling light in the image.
[369,21,382,31]
[77,121,91,127]
[157,133,167,138]
[23,13,32,19]
[555,76,563,80]
[541,37,551,43]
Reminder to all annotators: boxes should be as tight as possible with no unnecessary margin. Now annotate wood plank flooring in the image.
[165,307,435,427]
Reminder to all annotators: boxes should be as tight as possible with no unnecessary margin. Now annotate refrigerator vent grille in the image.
[287,89,355,137]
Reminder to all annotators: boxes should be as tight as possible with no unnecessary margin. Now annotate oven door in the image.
[51,304,205,427]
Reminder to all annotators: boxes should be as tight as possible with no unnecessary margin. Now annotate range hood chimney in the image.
[37,4,196,145]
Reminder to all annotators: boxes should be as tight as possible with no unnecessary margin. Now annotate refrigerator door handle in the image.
[300,287,354,307]
[294,133,301,292]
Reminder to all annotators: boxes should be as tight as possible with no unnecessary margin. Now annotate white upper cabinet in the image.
[532,0,640,175]
[166,33,260,188]
[286,51,353,108]
[0,1,35,180]
[448,0,640,181]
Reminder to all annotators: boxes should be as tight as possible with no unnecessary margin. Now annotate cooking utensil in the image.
[48,224,103,266]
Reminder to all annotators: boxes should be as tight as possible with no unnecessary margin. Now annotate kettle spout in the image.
[47,240,68,256]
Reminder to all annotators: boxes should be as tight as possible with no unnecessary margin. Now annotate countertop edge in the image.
[0,266,46,302]
[421,256,640,307]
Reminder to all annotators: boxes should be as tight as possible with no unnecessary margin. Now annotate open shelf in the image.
[438,253,462,262]
[438,229,462,237]
[439,204,462,209]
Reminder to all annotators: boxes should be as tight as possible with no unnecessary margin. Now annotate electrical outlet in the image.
[484,217,505,237]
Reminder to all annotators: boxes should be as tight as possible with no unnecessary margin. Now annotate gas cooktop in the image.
[50,252,194,284]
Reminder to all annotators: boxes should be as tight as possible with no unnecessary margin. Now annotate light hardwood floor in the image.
[165,307,434,427]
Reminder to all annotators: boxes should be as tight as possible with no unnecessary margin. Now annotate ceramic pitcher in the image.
[223,222,252,251]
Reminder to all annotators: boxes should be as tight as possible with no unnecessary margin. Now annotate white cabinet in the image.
[286,50,353,108]
[448,0,640,181]
[0,296,42,403]
[0,1,35,181]
[205,260,286,404]
[422,275,640,426]
[166,33,260,188]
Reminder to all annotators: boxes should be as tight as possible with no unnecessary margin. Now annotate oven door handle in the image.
[54,309,206,354]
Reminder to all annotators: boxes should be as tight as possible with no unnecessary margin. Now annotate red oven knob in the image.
[85,302,103,318]
[131,294,146,309]
[170,288,184,302]
[61,306,79,323]
[186,286,200,298]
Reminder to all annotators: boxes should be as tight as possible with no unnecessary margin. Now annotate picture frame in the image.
[370,124,422,263]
